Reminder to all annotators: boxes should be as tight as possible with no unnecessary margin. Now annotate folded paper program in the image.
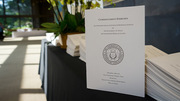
[66,34,85,57]
[79,39,86,62]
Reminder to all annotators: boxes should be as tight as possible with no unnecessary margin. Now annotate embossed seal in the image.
[103,43,124,65]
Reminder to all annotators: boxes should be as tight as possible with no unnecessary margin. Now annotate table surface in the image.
[12,30,46,38]
[43,45,155,101]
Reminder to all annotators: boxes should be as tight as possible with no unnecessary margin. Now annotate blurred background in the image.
[104,0,180,54]
[0,0,179,54]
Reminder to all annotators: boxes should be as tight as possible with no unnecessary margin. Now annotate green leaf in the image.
[41,23,59,28]
[60,20,68,33]
[55,32,60,38]
[95,1,100,7]
[64,13,77,31]
[67,14,77,29]
[44,28,60,33]
[41,22,61,34]
[48,7,51,10]
[75,12,83,25]
[76,26,85,32]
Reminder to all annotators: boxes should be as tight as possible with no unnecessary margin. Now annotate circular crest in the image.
[103,43,124,65]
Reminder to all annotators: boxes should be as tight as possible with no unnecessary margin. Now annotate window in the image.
[4,0,19,15]
[19,0,32,15]
[0,0,32,29]
[20,17,32,27]
[6,17,19,28]
[0,18,3,25]
[0,0,3,15]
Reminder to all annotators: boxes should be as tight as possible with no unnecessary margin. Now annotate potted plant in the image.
[41,0,101,49]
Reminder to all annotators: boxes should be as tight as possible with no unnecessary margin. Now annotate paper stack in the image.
[145,45,168,59]
[46,33,54,42]
[145,45,180,101]
[46,33,60,46]
[66,34,85,56]
[79,37,86,62]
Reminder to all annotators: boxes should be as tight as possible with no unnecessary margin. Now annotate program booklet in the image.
[85,6,145,97]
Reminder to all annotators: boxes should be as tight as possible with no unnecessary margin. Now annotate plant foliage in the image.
[41,0,101,36]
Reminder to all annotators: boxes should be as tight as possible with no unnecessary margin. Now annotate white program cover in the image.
[86,6,145,97]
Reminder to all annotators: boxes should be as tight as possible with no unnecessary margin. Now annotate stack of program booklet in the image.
[46,33,60,46]
[66,34,85,56]
[79,37,86,62]
[145,45,180,101]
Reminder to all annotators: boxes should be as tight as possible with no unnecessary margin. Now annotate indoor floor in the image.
[0,36,46,101]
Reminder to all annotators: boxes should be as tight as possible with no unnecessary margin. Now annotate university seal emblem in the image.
[103,43,124,65]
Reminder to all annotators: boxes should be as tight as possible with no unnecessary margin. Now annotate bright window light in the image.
[27,36,46,41]
[19,93,46,101]
[26,45,41,54]
[0,45,17,64]
[3,37,23,41]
